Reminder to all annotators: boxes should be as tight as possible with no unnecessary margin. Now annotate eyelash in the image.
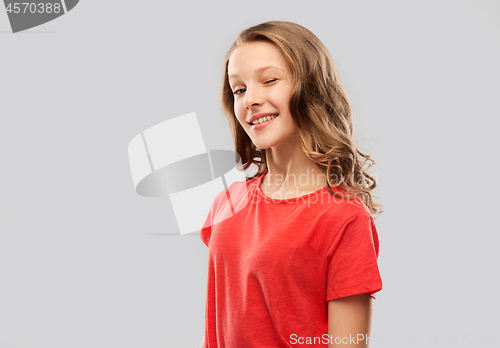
[233,79,277,96]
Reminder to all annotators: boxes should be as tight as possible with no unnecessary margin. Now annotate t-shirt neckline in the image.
[256,168,328,203]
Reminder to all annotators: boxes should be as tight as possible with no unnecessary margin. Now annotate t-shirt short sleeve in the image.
[200,189,226,247]
[200,215,212,247]
[326,212,383,301]
[200,202,215,247]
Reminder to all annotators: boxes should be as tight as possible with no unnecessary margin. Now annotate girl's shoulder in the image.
[319,187,373,221]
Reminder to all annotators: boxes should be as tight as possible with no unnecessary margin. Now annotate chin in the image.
[253,137,293,150]
[253,141,275,150]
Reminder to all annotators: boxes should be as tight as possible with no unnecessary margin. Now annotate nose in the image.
[243,87,263,110]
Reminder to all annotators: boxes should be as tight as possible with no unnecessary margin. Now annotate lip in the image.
[247,113,279,124]
[250,114,278,130]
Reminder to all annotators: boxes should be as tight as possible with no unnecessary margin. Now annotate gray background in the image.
[1,0,499,347]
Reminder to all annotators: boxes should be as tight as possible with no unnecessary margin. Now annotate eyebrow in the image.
[228,65,283,81]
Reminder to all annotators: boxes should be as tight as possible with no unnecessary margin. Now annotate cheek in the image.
[233,106,246,125]
[275,90,291,109]
[234,101,245,116]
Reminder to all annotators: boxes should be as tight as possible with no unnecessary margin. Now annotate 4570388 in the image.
[6,2,62,14]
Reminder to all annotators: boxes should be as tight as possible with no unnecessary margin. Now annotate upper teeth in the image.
[251,114,278,125]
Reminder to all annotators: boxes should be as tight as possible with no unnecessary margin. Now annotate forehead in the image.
[228,41,289,80]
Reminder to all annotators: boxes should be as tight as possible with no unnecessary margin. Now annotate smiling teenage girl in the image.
[200,20,383,348]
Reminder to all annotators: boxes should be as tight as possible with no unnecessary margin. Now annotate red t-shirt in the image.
[200,169,383,347]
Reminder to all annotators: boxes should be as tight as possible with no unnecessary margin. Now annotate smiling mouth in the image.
[248,114,279,125]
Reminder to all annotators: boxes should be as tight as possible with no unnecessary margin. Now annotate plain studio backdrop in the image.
[1,0,499,347]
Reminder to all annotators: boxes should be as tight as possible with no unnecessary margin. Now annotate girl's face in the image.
[228,41,299,150]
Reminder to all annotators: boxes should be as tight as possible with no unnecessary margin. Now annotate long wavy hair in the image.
[220,20,383,217]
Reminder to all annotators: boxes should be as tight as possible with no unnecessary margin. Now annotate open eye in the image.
[233,88,246,96]
[233,79,276,96]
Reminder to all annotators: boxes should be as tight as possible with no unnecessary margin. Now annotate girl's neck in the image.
[262,143,328,196]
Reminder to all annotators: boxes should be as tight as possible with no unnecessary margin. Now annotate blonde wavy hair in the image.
[220,20,383,217]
